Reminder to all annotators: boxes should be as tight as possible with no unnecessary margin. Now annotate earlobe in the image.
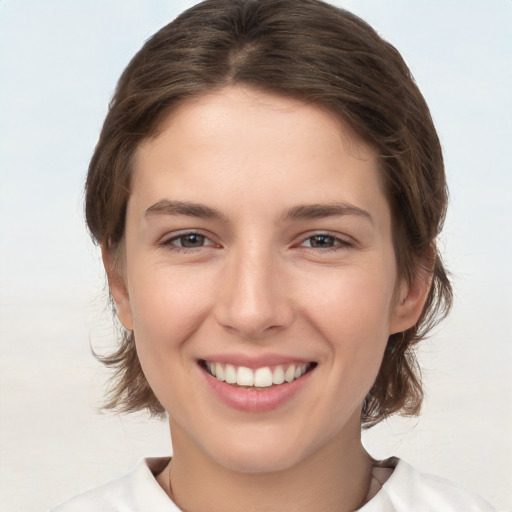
[390,266,432,335]
[101,243,134,331]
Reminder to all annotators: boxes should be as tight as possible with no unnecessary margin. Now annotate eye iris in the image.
[180,234,205,247]
[310,235,334,248]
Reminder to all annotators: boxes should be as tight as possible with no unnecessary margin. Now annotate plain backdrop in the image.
[0,1,511,511]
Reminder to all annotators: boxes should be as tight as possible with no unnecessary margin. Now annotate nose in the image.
[214,244,294,339]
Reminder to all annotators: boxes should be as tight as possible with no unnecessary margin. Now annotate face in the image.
[108,86,424,473]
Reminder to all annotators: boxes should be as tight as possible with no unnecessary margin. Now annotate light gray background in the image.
[0,1,511,511]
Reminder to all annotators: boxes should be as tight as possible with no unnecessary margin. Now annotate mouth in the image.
[199,360,317,389]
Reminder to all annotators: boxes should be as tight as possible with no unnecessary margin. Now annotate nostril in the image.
[213,262,294,338]
[215,300,294,339]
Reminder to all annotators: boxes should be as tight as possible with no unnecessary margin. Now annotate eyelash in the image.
[160,231,218,252]
[160,231,353,253]
[298,233,353,251]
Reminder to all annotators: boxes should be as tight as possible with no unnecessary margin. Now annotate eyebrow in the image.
[280,203,373,224]
[145,200,229,222]
[145,199,373,225]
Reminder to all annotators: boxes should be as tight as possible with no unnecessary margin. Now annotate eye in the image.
[299,234,351,250]
[161,232,216,250]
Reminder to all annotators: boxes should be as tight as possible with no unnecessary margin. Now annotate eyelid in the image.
[159,229,220,249]
[295,231,355,250]
[157,229,355,251]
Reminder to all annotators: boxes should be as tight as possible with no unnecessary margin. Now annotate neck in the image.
[159,411,372,512]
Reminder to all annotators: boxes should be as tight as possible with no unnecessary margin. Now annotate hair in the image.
[86,0,452,428]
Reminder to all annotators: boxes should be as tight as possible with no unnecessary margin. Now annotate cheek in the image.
[123,269,212,418]
[125,265,214,396]
[128,263,212,341]
[297,261,396,337]
[296,263,394,390]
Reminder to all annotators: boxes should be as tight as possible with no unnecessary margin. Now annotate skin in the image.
[105,86,430,512]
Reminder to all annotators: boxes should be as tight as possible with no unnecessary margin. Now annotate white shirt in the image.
[50,457,496,512]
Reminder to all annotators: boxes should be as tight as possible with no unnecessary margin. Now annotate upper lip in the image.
[199,353,316,368]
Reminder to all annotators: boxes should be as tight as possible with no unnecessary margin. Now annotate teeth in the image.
[284,365,296,383]
[205,361,312,387]
[295,363,307,378]
[237,366,254,386]
[254,367,273,387]
[225,364,237,384]
[215,362,225,382]
[272,365,285,385]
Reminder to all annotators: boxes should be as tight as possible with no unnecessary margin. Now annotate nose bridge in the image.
[216,238,291,338]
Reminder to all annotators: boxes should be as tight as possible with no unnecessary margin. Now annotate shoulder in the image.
[49,457,179,512]
[362,458,496,512]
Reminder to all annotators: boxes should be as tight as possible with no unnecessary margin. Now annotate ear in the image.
[101,243,134,331]
[389,263,433,335]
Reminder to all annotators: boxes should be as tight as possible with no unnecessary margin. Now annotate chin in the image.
[201,425,322,475]
[214,446,304,474]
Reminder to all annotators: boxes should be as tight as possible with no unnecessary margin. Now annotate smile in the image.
[201,360,316,388]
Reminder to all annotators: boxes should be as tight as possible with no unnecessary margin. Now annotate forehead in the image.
[147,86,375,161]
[131,86,388,224]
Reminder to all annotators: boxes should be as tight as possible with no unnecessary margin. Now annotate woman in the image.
[51,0,495,510]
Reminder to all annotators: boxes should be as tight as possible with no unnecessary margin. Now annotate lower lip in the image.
[201,366,313,412]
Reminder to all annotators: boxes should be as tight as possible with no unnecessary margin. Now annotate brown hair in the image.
[86,0,452,427]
